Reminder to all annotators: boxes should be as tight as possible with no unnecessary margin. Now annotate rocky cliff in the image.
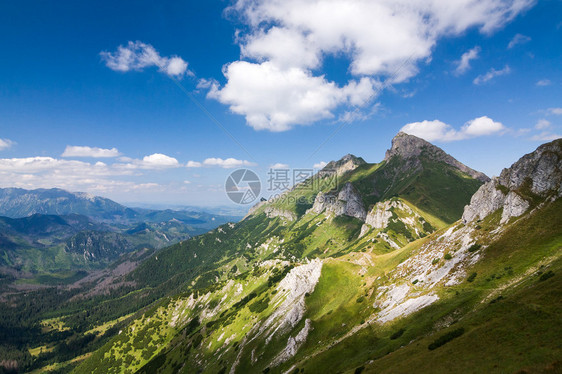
[308,182,366,220]
[463,139,562,223]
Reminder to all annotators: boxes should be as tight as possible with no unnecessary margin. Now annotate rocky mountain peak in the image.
[385,132,489,182]
[323,153,366,176]
[384,132,432,161]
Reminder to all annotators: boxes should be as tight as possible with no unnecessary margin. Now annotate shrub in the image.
[467,272,477,282]
[428,327,465,350]
[412,279,419,285]
[468,244,482,252]
[539,270,555,282]
[390,328,405,340]
[444,253,453,260]
[354,367,365,374]
[356,296,365,303]
[432,258,439,265]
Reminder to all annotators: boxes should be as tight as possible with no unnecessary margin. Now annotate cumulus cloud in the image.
[204,0,533,131]
[209,62,378,131]
[507,33,531,49]
[270,163,289,169]
[101,41,192,77]
[0,157,131,193]
[401,116,506,142]
[455,46,480,75]
[0,138,14,151]
[62,145,121,158]
[313,161,328,169]
[536,79,551,86]
[115,153,180,170]
[0,153,182,195]
[473,65,511,85]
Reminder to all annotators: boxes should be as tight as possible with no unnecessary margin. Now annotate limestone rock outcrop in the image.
[308,182,366,220]
[463,139,562,224]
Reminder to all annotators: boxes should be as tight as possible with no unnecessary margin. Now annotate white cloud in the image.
[209,61,378,131]
[536,79,551,87]
[186,158,255,168]
[530,132,561,141]
[455,46,480,75]
[0,138,14,151]
[547,107,562,115]
[101,41,192,77]
[535,119,551,129]
[206,0,533,131]
[401,116,506,142]
[114,153,181,170]
[473,65,511,85]
[62,145,121,158]
[507,33,531,49]
[141,153,179,167]
[313,161,328,169]
[202,158,256,168]
[270,163,289,169]
[401,120,463,142]
[0,154,181,196]
[186,160,202,168]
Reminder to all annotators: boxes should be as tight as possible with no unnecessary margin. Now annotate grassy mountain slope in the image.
[73,195,561,374]
[70,134,500,374]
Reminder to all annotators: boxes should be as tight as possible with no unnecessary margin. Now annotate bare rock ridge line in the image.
[463,138,562,223]
[385,132,490,182]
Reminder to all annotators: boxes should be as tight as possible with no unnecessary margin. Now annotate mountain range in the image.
[0,189,240,275]
[0,133,560,374]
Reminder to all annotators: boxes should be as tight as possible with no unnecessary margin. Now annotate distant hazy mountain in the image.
[0,188,138,222]
[0,187,240,225]
[0,189,240,273]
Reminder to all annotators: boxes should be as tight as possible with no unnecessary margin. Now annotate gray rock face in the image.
[364,200,396,229]
[385,132,490,182]
[462,139,562,223]
[497,139,562,195]
[359,199,427,238]
[501,191,529,224]
[461,178,506,223]
[308,182,366,220]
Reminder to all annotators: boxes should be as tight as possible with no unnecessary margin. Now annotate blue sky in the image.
[0,0,561,208]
